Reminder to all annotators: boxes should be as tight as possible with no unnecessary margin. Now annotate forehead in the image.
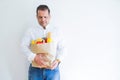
[37,10,49,16]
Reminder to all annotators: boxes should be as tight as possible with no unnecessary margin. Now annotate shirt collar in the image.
[37,24,50,30]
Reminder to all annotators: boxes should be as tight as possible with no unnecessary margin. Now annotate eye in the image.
[44,16,47,18]
[39,16,42,19]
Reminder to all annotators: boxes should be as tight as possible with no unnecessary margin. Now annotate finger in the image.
[51,63,58,70]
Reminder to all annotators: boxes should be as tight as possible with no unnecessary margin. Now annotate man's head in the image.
[36,5,51,29]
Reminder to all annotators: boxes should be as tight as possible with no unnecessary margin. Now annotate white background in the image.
[0,0,120,80]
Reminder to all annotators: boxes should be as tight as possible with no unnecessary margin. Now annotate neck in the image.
[43,26,46,29]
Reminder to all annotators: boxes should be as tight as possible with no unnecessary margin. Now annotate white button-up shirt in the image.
[21,24,65,62]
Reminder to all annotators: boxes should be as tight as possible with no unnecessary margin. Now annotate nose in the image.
[41,17,45,22]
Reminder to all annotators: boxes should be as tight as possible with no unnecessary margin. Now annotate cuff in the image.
[56,59,61,63]
[28,53,36,62]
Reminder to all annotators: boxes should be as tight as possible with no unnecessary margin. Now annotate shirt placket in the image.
[43,29,47,38]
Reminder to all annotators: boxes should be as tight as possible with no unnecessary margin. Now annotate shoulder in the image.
[50,25,62,33]
[26,26,38,33]
[23,26,37,36]
[51,25,64,38]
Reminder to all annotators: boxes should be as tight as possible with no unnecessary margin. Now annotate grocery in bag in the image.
[30,32,56,68]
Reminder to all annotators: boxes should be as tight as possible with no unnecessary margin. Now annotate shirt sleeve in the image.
[56,28,67,62]
[21,29,36,62]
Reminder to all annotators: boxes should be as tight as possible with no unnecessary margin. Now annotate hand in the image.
[50,60,59,70]
[34,54,46,67]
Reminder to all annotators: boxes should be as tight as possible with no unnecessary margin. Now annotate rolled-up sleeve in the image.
[56,28,67,62]
[21,29,36,62]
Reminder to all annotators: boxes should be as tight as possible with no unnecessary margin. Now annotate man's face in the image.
[36,10,50,28]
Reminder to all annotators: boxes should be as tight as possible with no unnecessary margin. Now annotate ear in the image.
[36,15,38,19]
[49,14,51,19]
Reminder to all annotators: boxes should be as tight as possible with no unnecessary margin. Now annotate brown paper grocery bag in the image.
[30,42,56,68]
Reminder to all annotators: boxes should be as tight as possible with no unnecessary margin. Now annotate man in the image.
[21,5,65,80]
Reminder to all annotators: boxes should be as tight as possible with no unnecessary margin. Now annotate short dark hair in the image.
[36,5,50,15]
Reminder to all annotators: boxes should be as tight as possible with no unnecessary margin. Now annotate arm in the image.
[21,30,36,62]
[21,29,46,66]
[50,28,66,69]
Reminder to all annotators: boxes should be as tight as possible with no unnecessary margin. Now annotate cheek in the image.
[47,19,50,22]
[38,19,42,22]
